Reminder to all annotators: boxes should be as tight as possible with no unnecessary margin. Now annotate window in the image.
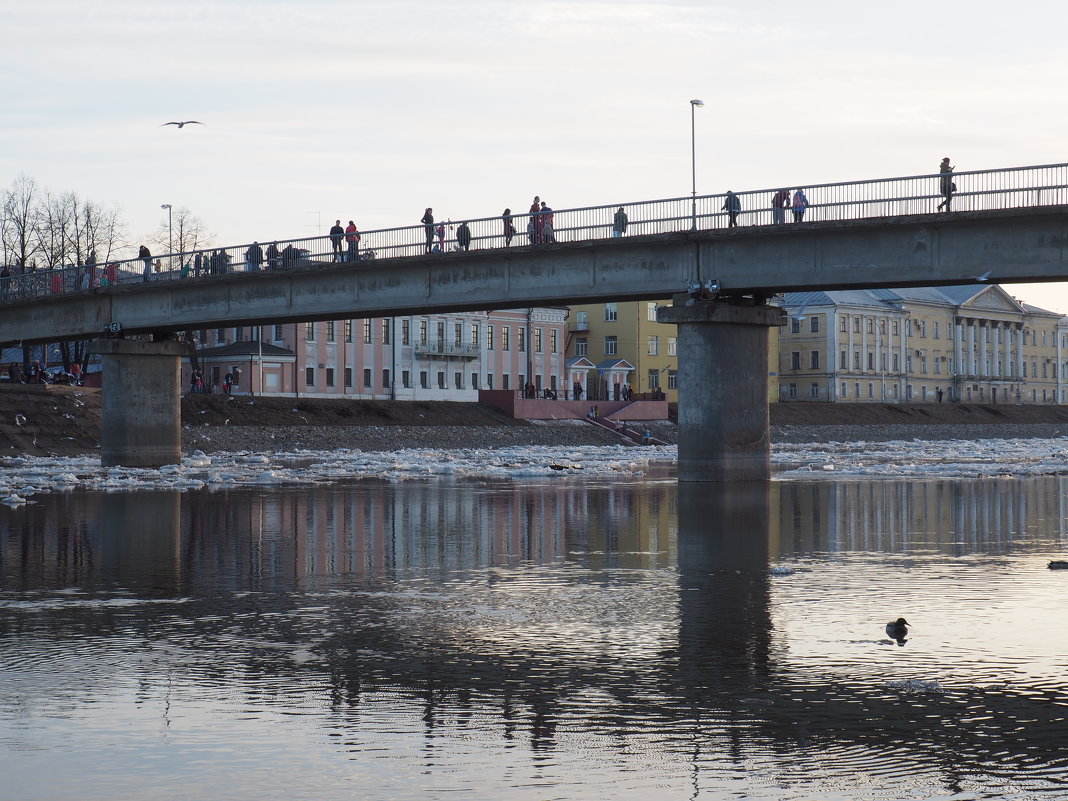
[788,383,797,399]
[326,321,336,342]
[402,370,410,388]
[305,367,315,386]
[419,320,428,344]
[455,371,464,389]
[648,369,660,389]
[487,374,494,389]
[840,350,847,369]
[892,320,900,336]
[790,351,801,370]
[273,325,283,341]
[840,316,848,333]
[344,367,353,387]
[454,323,463,346]
[853,351,860,369]
[604,303,617,321]
[934,321,940,339]
[648,336,659,355]
[880,319,887,335]
[810,351,819,369]
[344,320,353,342]
[604,336,617,355]
[216,328,225,343]
[502,374,510,390]
[920,321,927,338]
[362,368,371,387]
[867,352,875,370]
[810,382,819,398]
[647,302,658,322]
[810,317,820,333]
[791,318,801,334]
[575,338,588,356]
[906,320,912,337]
[437,321,445,343]
[550,329,557,353]
[502,327,510,351]
[668,337,677,356]
[867,319,874,334]
[534,327,543,352]
[437,371,446,389]
[362,319,371,344]
[471,373,479,390]
[235,327,244,342]
[667,370,677,389]
[471,323,480,347]
[325,368,335,387]
[575,310,588,328]
[868,382,874,398]
[382,369,390,388]
[517,329,526,352]
[841,382,847,398]
[853,318,861,333]
[382,320,391,344]
[487,325,495,350]
[420,371,428,388]
[893,353,899,371]
[305,322,315,341]
[402,319,411,345]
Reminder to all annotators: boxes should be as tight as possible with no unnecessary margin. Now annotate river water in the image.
[2,464,1068,800]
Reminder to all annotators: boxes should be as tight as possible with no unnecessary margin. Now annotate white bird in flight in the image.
[161,121,204,129]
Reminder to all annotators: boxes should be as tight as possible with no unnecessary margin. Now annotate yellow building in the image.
[567,300,781,403]
[778,285,1068,403]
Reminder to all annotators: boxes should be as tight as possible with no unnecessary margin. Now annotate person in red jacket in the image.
[345,220,360,262]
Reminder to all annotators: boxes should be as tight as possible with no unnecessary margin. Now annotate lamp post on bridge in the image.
[161,204,173,270]
[690,99,704,231]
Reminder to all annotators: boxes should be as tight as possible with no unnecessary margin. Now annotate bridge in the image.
[4,162,1068,479]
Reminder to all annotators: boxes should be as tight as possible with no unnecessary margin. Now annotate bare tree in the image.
[37,190,78,269]
[151,206,213,258]
[1,174,41,271]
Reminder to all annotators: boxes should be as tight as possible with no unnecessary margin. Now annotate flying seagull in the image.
[162,121,204,129]
[969,269,993,283]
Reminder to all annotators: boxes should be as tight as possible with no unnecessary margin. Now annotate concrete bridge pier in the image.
[658,295,784,482]
[92,339,187,468]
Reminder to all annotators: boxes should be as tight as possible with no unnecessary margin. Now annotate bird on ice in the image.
[161,121,204,128]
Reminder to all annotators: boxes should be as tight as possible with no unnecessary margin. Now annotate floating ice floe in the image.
[0,436,1064,500]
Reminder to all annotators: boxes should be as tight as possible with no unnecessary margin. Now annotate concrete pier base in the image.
[658,296,784,482]
[91,339,186,468]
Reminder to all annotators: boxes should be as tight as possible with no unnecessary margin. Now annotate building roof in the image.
[197,341,295,359]
[783,284,1062,315]
[565,357,596,369]
[596,358,635,371]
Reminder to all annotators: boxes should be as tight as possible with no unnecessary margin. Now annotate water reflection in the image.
[2,475,1068,799]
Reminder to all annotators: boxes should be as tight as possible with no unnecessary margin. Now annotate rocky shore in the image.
[3,386,1068,458]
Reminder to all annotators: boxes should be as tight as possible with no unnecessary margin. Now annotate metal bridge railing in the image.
[4,162,1067,307]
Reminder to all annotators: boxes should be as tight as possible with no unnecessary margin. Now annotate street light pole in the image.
[161,204,173,270]
[690,99,704,231]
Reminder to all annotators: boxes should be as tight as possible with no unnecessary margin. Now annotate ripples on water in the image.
[2,471,1068,800]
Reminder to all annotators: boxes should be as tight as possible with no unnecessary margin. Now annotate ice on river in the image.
[0,436,1065,502]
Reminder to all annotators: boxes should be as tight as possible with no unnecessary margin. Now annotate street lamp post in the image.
[690,99,704,231]
[161,204,173,270]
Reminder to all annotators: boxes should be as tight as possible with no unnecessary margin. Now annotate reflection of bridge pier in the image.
[659,297,784,482]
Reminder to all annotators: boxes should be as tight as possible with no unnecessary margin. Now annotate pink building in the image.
[184,308,569,400]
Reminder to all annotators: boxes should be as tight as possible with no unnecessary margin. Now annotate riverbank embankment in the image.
[3,386,1068,457]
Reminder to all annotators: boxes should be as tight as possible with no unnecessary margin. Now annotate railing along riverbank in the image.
[4,162,1068,305]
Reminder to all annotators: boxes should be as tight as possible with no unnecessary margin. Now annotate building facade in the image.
[778,285,1068,403]
[186,308,569,400]
[566,299,781,403]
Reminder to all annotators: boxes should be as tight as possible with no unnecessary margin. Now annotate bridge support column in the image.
[658,295,784,482]
[92,339,186,468]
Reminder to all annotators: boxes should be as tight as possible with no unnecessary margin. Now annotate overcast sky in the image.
[4,0,1067,309]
